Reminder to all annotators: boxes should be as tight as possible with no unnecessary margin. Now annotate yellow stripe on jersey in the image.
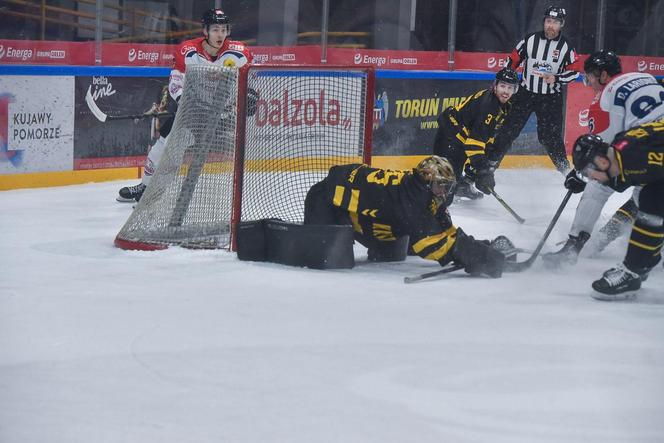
[615,151,625,183]
[412,228,457,261]
[349,189,359,212]
[466,150,484,157]
[333,185,345,207]
[348,189,362,234]
[372,223,396,241]
[464,137,486,148]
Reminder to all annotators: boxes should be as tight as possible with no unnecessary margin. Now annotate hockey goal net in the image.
[114,64,374,250]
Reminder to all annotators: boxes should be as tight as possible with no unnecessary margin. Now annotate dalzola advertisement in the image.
[74,75,172,170]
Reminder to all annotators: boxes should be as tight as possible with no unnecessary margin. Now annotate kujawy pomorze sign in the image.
[372,74,546,157]
[73,75,169,169]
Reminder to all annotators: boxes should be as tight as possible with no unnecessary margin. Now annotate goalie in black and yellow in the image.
[304,155,512,278]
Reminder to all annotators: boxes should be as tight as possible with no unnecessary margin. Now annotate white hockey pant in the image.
[142,135,167,186]
[569,180,640,237]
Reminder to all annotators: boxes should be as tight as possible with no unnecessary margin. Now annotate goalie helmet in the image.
[572,134,609,173]
[584,50,622,77]
[202,8,230,27]
[415,155,456,200]
[543,5,566,24]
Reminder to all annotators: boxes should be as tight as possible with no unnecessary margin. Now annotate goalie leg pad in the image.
[237,219,355,269]
[265,220,355,269]
[236,219,270,262]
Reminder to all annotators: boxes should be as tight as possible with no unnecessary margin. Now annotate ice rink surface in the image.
[1,169,663,443]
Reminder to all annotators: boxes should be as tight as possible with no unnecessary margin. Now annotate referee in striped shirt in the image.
[490,5,581,173]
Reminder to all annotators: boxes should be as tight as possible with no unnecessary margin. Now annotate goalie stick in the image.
[85,86,174,122]
[503,190,573,272]
[490,189,525,224]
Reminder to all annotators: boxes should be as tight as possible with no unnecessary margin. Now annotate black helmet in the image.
[201,9,230,27]
[543,5,566,23]
[572,134,609,172]
[584,50,622,77]
[495,67,519,85]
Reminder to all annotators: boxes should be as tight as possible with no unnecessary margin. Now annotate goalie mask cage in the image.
[114,64,374,251]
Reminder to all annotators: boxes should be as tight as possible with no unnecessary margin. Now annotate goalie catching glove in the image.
[449,228,509,278]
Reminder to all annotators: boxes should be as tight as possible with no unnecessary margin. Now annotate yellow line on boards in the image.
[0,168,141,191]
[0,155,566,191]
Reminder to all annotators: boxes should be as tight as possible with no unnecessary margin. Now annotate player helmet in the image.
[201,8,230,27]
[543,5,566,24]
[583,50,622,77]
[416,155,457,200]
[495,67,520,94]
[572,134,609,174]
[496,67,519,85]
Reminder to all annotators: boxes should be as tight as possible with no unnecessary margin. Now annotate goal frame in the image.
[113,63,375,251]
[229,64,375,251]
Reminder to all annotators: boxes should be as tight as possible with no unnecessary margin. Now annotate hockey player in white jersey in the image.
[117,8,254,202]
[543,50,664,265]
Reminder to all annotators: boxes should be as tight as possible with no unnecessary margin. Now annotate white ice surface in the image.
[1,169,663,443]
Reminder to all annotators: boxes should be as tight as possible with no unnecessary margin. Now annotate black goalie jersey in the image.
[608,120,664,192]
[306,164,459,263]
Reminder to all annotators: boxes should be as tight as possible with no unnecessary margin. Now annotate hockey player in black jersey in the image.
[433,67,519,200]
[571,127,664,300]
[304,156,511,277]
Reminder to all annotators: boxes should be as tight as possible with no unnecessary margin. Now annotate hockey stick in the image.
[85,86,174,122]
[503,189,573,272]
[404,245,530,283]
[490,189,525,224]
[404,264,465,284]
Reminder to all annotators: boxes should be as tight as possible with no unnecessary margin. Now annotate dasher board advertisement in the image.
[0,76,74,174]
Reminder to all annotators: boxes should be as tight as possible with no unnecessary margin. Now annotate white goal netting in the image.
[115,64,372,250]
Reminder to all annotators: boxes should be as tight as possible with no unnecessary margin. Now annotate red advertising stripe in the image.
[101,43,178,67]
[0,39,93,65]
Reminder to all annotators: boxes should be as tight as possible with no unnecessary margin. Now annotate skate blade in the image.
[116,196,136,203]
[590,290,638,301]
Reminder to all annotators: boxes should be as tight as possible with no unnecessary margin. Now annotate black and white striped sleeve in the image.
[556,44,580,84]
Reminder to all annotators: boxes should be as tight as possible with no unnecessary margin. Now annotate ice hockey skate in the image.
[454,176,484,200]
[117,183,146,203]
[591,264,641,301]
[541,231,590,267]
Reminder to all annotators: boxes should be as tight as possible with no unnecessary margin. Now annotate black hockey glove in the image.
[474,168,495,195]
[564,170,586,194]
[452,228,505,278]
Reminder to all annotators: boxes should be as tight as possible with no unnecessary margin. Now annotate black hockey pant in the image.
[490,88,570,172]
[303,179,350,226]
